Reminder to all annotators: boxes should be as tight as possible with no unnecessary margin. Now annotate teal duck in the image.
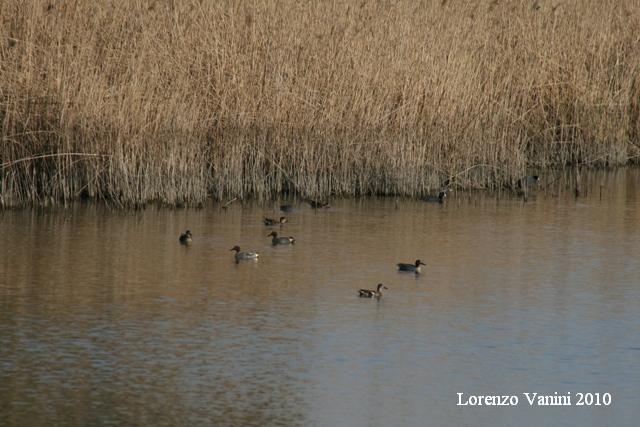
[397,259,426,273]
[230,245,259,261]
[358,283,388,298]
[179,230,193,245]
[264,216,288,226]
[268,231,295,245]
[517,175,540,189]
[308,199,330,209]
[424,188,449,203]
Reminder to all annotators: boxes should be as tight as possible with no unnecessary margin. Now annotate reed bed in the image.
[1,0,639,207]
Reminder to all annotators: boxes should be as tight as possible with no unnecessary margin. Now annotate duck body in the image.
[230,245,259,261]
[308,200,330,209]
[268,231,295,245]
[424,189,448,203]
[516,175,540,200]
[358,283,388,298]
[517,175,540,189]
[179,230,193,245]
[397,259,426,273]
[264,216,288,226]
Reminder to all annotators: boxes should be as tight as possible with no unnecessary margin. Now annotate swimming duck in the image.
[268,231,295,245]
[230,245,259,261]
[264,216,288,226]
[424,188,449,203]
[397,259,426,273]
[358,283,388,298]
[308,199,330,209]
[280,205,294,213]
[179,230,193,245]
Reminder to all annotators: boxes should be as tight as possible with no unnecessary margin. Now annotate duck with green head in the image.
[397,259,426,274]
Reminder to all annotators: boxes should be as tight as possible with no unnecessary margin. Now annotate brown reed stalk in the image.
[1,0,639,207]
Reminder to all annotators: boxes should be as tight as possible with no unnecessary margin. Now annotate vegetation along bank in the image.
[1,1,639,207]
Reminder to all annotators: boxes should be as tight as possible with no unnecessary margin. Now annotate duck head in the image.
[267,231,278,237]
[376,284,388,291]
[279,216,287,224]
[230,245,241,252]
[414,259,426,267]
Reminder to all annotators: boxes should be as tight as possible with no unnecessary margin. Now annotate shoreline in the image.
[1,166,637,210]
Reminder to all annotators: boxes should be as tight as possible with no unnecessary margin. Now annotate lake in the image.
[1,169,639,426]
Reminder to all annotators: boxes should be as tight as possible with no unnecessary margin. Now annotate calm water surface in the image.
[1,170,639,426]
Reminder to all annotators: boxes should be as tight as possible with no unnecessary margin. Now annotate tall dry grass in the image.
[1,0,639,207]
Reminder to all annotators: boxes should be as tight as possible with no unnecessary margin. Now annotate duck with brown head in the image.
[264,216,288,226]
[268,231,295,245]
[358,284,388,298]
[230,245,259,262]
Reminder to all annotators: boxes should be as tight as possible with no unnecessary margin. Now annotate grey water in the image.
[1,169,639,426]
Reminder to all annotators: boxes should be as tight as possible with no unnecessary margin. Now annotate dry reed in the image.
[1,0,639,207]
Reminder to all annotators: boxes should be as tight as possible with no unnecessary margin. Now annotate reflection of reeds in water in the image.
[1,1,639,207]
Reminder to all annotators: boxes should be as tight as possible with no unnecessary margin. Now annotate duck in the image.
[179,230,193,245]
[308,199,330,209]
[358,283,388,298]
[516,175,540,200]
[517,175,540,189]
[230,245,259,261]
[264,216,288,226]
[268,231,295,245]
[280,205,294,213]
[424,188,449,203]
[397,259,426,273]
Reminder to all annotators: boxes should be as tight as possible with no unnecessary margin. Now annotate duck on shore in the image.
[358,283,388,298]
[179,230,193,245]
[264,216,288,226]
[397,259,426,274]
[516,175,540,200]
[230,245,259,261]
[268,231,295,245]
[517,175,540,190]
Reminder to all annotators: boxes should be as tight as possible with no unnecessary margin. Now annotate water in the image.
[1,169,639,426]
